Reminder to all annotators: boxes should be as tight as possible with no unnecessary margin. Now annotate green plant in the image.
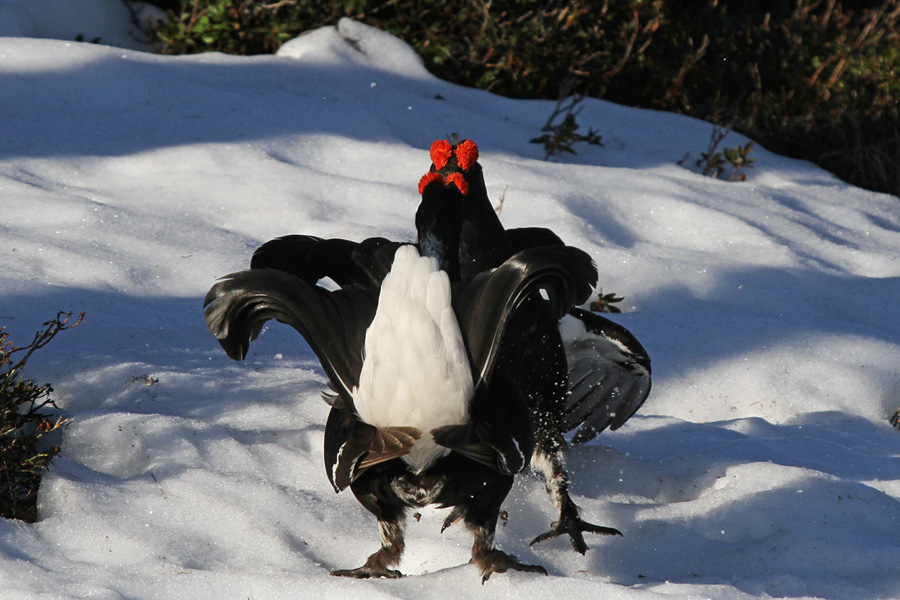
[696,125,755,182]
[653,0,900,195]
[152,1,664,98]
[530,77,603,160]
[589,290,623,314]
[531,112,604,160]
[532,112,602,162]
[1,312,83,522]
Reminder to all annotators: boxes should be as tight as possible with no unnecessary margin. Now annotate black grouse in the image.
[205,204,599,580]
[251,139,652,554]
[420,139,652,551]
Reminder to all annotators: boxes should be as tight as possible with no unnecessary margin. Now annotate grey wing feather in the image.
[560,308,652,443]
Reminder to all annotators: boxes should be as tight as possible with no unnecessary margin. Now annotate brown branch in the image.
[8,312,84,375]
[602,9,639,79]
[665,35,709,105]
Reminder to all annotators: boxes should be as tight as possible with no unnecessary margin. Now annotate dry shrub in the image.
[1,312,83,522]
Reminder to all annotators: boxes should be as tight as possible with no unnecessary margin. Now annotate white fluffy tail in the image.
[354,246,473,472]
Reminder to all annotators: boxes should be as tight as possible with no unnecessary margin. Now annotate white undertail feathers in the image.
[353,245,473,472]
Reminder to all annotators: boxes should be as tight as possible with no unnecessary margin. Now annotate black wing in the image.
[348,237,406,286]
[431,371,533,475]
[252,226,568,291]
[203,268,376,404]
[431,247,595,474]
[250,234,395,289]
[560,307,652,443]
[204,263,434,492]
[506,227,565,251]
[454,245,598,391]
[251,235,360,285]
[505,228,652,440]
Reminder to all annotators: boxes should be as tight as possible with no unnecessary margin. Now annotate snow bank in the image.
[1,11,899,600]
[0,0,160,50]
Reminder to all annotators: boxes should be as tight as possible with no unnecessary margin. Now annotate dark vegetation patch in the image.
[147,1,900,196]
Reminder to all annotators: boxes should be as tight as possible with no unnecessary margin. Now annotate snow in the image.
[2,7,900,600]
[0,0,160,50]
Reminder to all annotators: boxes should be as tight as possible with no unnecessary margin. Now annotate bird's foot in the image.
[331,566,403,579]
[473,549,548,584]
[530,516,622,555]
[332,546,404,579]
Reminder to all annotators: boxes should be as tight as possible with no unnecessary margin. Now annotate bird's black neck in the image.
[416,185,464,281]
[458,164,514,281]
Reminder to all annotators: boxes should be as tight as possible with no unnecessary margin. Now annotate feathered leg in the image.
[495,305,621,554]
[332,489,407,579]
[528,424,622,554]
[458,474,547,583]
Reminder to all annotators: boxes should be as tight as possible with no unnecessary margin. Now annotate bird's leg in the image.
[467,515,547,584]
[454,479,546,584]
[500,312,620,552]
[332,498,407,579]
[529,435,622,554]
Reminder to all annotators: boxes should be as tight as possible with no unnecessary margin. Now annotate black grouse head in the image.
[428,139,488,198]
[421,138,512,280]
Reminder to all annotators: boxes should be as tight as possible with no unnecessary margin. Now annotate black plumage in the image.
[239,138,651,557]
[205,229,598,580]
[419,139,651,552]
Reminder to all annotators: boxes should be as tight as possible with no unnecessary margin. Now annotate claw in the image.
[441,507,464,533]
[475,549,548,584]
[331,566,403,579]
[530,517,622,554]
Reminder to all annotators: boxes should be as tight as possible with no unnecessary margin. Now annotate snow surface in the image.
[2,10,900,600]
[0,0,161,50]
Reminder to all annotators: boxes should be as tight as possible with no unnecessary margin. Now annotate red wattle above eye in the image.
[418,171,443,194]
[454,140,479,171]
[446,172,469,196]
[429,139,453,170]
